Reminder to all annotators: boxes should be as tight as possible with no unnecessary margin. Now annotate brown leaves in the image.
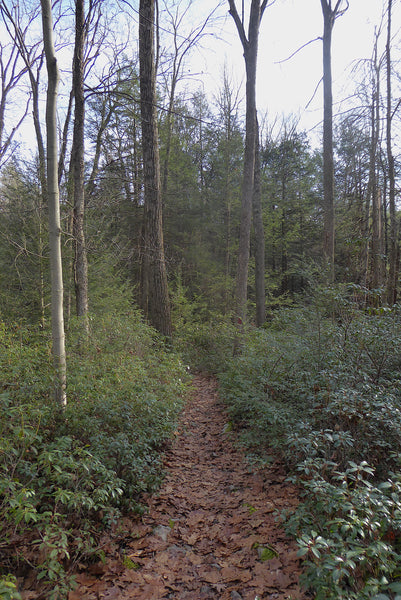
[70,374,305,600]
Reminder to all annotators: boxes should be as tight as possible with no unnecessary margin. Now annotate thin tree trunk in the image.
[161,75,176,202]
[386,0,397,305]
[369,40,382,292]
[40,0,66,407]
[58,88,74,185]
[252,115,265,326]
[320,0,348,282]
[228,0,267,324]
[321,1,335,281]
[139,0,172,337]
[71,0,89,327]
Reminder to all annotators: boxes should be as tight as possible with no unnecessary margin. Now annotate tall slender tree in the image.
[40,0,67,406]
[252,115,265,326]
[228,0,268,323]
[71,0,89,328]
[368,34,383,291]
[139,0,172,337]
[320,0,348,282]
[385,0,398,305]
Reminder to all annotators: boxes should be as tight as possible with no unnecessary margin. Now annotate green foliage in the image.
[0,308,189,596]
[64,311,188,502]
[218,288,401,598]
[288,461,401,599]
[0,575,22,600]
[171,277,237,373]
[0,159,49,325]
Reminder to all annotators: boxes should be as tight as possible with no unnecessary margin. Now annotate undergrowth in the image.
[0,311,188,598]
[218,285,401,599]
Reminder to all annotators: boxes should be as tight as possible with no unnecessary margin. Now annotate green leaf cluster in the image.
[0,308,189,597]
[218,287,401,598]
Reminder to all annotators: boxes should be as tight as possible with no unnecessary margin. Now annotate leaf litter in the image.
[69,375,307,600]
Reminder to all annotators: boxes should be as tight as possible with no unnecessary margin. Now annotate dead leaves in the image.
[69,374,305,600]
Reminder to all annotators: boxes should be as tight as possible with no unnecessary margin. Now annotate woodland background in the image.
[1,1,401,599]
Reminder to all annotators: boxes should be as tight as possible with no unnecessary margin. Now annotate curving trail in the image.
[71,375,306,600]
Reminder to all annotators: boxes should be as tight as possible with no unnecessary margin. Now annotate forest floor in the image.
[68,375,307,600]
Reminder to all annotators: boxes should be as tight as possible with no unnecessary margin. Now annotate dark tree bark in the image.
[228,0,268,323]
[320,0,348,282]
[252,115,265,326]
[139,0,172,337]
[71,0,89,326]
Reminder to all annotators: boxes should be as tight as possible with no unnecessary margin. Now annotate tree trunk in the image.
[321,0,335,281]
[320,1,348,282]
[228,0,267,323]
[368,37,383,293]
[71,0,89,327]
[252,115,265,326]
[40,0,67,407]
[139,0,172,337]
[385,0,397,305]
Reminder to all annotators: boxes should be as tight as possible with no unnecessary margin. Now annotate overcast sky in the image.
[181,0,401,141]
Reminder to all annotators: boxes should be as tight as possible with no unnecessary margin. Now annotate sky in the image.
[179,0,400,141]
[4,0,400,154]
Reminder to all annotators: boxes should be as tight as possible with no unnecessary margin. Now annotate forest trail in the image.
[71,375,306,600]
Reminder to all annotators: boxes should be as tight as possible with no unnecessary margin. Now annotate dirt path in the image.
[72,375,306,600]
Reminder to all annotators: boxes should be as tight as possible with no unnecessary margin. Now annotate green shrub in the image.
[0,310,189,597]
[218,293,401,598]
[171,280,236,373]
[64,312,188,503]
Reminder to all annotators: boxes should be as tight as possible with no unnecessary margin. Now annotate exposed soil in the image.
[68,375,307,600]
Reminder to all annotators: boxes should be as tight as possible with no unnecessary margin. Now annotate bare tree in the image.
[159,0,217,201]
[228,0,268,323]
[0,41,29,168]
[139,0,172,337]
[320,0,348,282]
[40,0,67,406]
[0,1,47,193]
[0,1,49,325]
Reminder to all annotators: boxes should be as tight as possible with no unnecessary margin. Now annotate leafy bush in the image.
[286,460,401,599]
[64,312,188,502]
[218,289,401,598]
[0,392,123,598]
[0,309,189,597]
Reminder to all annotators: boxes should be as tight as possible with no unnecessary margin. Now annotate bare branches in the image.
[275,36,322,64]
[228,0,248,49]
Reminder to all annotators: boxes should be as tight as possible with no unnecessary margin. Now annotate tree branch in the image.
[275,36,322,64]
[227,0,248,50]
